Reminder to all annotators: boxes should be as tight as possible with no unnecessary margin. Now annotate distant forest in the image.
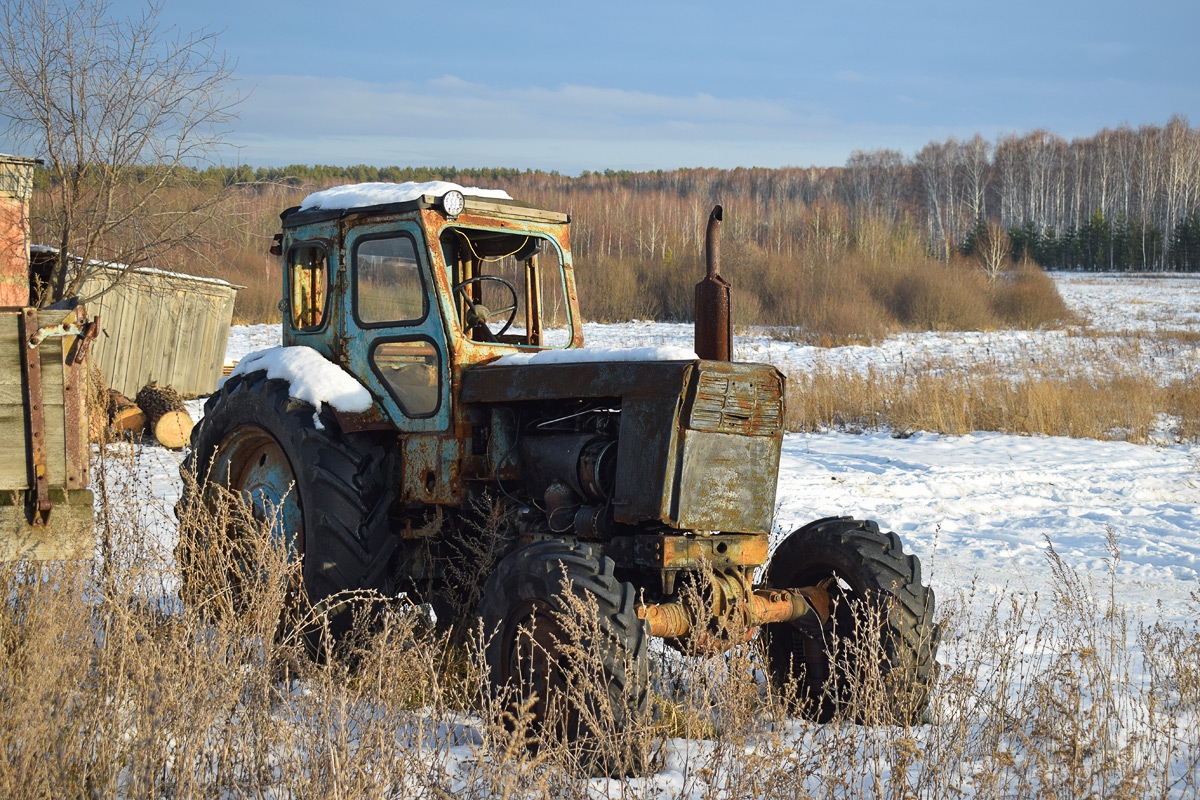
[188,116,1200,273]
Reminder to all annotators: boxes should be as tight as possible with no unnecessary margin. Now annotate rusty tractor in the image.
[181,186,937,753]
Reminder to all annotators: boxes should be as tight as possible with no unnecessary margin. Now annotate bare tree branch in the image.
[0,0,243,305]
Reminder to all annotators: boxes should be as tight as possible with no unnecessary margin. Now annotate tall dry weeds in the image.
[2,443,1198,796]
[786,334,1199,444]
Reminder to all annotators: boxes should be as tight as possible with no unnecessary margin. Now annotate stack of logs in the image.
[94,379,194,449]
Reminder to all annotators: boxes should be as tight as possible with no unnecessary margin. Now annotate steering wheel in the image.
[452,275,519,339]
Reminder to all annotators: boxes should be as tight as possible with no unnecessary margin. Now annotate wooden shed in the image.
[30,249,241,399]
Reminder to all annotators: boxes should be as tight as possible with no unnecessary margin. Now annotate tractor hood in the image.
[463,357,702,405]
[462,358,785,533]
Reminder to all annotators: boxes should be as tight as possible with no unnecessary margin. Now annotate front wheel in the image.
[478,541,650,775]
[761,516,938,724]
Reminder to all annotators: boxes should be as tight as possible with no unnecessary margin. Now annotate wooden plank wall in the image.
[0,305,95,559]
[83,267,239,398]
[0,488,95,560]
[0,308,74,492]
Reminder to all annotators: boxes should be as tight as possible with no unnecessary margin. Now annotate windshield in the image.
[440,227,571,347]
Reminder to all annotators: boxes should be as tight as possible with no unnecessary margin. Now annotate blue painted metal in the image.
[340,218,452,434]
[210,426,303,559]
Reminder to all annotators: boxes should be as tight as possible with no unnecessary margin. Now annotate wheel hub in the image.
[211,427,303,557]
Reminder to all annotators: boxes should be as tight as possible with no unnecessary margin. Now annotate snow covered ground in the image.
[1055,271,1200,331]
[120,272,1199,794]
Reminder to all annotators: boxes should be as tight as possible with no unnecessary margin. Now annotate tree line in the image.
[185,117,1200,273]
[898,118,1200,271]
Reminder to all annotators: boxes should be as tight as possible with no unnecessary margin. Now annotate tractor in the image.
[181,183,937,753]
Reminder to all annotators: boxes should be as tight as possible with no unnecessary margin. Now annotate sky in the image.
[51,0,1200,173]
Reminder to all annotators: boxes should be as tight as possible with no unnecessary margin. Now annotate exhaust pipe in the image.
[694,205,731,361]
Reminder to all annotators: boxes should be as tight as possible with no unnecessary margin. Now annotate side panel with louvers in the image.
[689,370,783,436]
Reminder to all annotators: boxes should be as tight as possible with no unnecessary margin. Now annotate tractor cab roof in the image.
[280,181,569,228]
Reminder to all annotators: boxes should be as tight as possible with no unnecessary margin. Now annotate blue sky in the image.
[117,0,1199,173]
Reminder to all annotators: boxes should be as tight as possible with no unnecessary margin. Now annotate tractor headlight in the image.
[441,190,465,218]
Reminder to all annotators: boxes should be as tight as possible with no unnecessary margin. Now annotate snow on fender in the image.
[227,346,373,429]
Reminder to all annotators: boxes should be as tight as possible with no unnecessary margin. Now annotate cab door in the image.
[341,220,451,435]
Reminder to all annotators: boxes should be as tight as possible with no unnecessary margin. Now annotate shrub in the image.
[991,262,1076,328]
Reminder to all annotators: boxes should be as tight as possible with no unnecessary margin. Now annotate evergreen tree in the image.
[1168,213,1200,271]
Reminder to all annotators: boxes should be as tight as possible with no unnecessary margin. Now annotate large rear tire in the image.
[761,516,938,724]
[478,541,650,775]
[178,370,398,640]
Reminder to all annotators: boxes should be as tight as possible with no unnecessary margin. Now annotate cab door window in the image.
[355,234,425,324]
[371,339,440,417]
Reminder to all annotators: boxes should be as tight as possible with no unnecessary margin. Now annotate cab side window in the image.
[288,244,327,330]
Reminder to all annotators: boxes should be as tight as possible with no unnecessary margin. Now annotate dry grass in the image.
[914,532,1200,800]
[1,446,1198,797]
[788,367,1166,443]
[786,331,1200,444]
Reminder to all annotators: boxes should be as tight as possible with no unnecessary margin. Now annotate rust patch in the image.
[694,205,731,361]
[636,601,691,639]
[606,532,768,572]
[20,309,51,526]
[658,534,768,569]
[67,311,99,365]
[61,309,88,490]
[401,435,461,505]
[637,579,830,651]
[688,369,783,436]
[332,403,398,433]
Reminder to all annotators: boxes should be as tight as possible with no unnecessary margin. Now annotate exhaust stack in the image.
[694,204,731,361]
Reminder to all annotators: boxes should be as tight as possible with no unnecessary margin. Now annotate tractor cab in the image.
[277,186,582,438]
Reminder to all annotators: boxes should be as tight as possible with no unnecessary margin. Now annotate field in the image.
[3,273,1199,798]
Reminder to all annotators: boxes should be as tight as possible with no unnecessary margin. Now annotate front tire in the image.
[478,541,650,774]
[178,370,398,640]
[761,516,938,724]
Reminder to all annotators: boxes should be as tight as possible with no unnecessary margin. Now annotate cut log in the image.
[135,381,185,427]
[108,389,138,417]
[153,409,193,450]
[100,388,147,439]
[111,406,148,435]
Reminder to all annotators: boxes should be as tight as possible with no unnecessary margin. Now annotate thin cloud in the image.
[237,74,798,141]
[222,74,1049,172]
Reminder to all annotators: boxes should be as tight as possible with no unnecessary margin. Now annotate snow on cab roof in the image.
[299,181,512,212]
